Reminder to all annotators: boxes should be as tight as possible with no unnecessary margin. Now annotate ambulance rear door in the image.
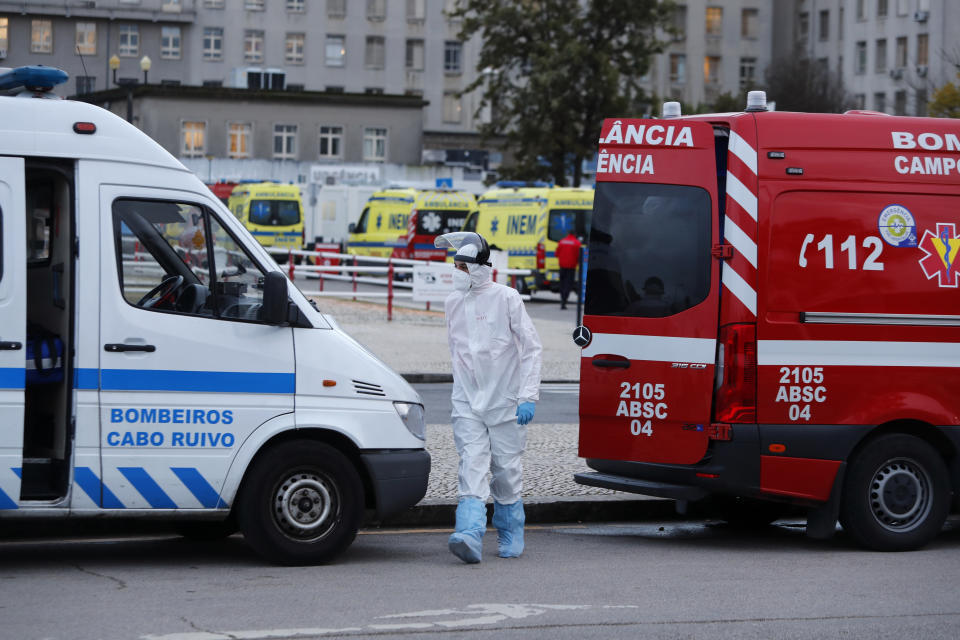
[579,119,720,465]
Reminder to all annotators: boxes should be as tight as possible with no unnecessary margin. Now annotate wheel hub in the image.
[869,459,931,532]
[274,472,336,539]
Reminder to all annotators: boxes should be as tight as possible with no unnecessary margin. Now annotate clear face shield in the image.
[435,232,491,267]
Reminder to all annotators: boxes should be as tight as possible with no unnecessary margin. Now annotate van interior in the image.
[21,159,75,501]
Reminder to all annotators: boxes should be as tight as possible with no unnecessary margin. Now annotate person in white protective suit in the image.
[435,231,542,564]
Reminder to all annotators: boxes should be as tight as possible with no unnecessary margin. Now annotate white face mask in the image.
[453,268,471,292]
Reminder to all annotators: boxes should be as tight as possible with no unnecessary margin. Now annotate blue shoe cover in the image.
[493,499,525,558]
[448,497,485,564]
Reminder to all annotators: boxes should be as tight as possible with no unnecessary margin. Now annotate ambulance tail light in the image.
[536,241,545,270]
[713,323,756,423]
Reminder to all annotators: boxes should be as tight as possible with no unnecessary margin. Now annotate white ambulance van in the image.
[0,67,430,565]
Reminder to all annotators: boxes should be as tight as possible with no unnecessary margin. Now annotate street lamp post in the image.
[109,54,120,87]
[140,55,151,85]
[116,78,138,123]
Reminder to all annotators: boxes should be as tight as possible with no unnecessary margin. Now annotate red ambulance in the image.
[575,92,960,551]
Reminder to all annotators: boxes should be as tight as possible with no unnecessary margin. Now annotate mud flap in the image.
[806,461,846,539]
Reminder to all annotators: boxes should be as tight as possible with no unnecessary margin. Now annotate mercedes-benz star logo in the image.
[572,325,592,348]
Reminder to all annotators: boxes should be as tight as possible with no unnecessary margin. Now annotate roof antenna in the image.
[77,45,89,92]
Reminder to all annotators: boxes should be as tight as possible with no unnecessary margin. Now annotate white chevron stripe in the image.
[722,262,757,315]
[728,131,758,175]
[724,216,758,268]
[726,171,758,221]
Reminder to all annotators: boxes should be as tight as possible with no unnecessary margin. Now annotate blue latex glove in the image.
[516,402,535,426]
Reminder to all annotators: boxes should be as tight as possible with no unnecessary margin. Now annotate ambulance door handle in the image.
[0,341,22,350]
[591,354,630,369]
[104,343,156,353]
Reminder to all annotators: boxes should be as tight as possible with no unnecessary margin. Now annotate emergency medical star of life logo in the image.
[421,211,442,233]
[918,222,960,288]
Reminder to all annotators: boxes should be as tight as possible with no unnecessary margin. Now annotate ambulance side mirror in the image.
[262,271,289,325]
[348,222,356,233]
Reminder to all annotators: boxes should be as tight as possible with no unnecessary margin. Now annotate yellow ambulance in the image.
[346,188,417,259]
[541,187,593,291]
[463,183,550,291]
[227,182,304,259]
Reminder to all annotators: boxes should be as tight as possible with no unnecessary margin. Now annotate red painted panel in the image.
[760,455,842,502]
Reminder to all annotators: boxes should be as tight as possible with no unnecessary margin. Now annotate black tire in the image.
[840,434,950,551]
[174,518,238,541]
[238,441,364,565]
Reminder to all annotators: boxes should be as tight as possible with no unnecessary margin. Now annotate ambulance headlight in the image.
[394,402,426,441]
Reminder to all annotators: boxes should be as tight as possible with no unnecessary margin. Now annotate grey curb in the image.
[371,497,678,528]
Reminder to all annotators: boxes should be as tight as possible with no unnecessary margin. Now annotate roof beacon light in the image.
[745,90,768,112]
[662,101,682,119]
[0,65,69,97]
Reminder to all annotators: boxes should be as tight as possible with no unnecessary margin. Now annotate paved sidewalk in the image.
[315,297,673,527]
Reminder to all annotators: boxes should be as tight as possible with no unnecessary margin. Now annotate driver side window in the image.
[113,198,270,322]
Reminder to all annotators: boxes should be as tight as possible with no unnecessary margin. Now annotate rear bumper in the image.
[360,449,431,521]
[574,471,708,500]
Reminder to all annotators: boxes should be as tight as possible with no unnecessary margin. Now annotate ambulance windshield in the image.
[585,182,711,318]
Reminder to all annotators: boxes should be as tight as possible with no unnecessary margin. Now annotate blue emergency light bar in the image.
[0,65,69,92]
[496,180,552,189]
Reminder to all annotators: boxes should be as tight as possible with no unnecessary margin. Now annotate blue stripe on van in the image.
[74,368,99,390]
[0,484,17,509]
[251,230,301,236]
[0,368,25,390]
[172,467,222,508]
[100,369,295,394]
[119,467,177,509]
[349,241,407,248]
[74,466,126,508]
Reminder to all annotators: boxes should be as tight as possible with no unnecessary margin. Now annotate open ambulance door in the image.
[578,119,721,465]
[0,157,26,507]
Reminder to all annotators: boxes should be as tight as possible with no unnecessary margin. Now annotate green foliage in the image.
[764,53,853,113]
[929,74,960,118]
[450,0,675,186]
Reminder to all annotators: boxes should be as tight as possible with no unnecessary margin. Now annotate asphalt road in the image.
[2,518,958,640]
[413,382,579,425]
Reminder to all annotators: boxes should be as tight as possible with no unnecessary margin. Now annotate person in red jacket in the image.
[555,230,582,310]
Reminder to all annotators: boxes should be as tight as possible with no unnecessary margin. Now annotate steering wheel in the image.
[137,275,184,309]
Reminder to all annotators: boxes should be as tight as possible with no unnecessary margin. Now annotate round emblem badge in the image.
[878,205,918,247]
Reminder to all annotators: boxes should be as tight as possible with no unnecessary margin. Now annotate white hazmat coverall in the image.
[445,263,542,504]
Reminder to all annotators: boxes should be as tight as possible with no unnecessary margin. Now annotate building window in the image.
[818,10,829,41]
[703,56,721,84]
[740,8,758,39]
[273,124,298,160]
[245,30,264,64]
[895,36,907,69]
[444,41,462,73]
[407,0,425,21]
[894,90,907,115]
[318,125,343,158]
[875,38,887,73]
[32,19,53,54]
[917,33,928,66]
[228,122,252,158]
[739,57,756,88]
[245,0,265,10]
[855,41,866,74]
[406,39,424,70]
[839,7,844,40]
[705,6,723,36]
[874,92,886,113]
[326,35,345,66]
[443,92,462,123]
[853,94,866,110]
[797,12,809,43]
[896,0,910,16]
[365,36,385,69]
[203,27,223,61]
[363,127,387,162]
[182,121,206,158]
[286,33,305,64]
[856,0,866,20]
[287,0,305,12]
[161,26,181,59]
[76,22,97,55]
[118,25,139,57]
[669,54,686,84]
[877,0,888,18]
[0,17,7,56]
[915,89,927,117]
[672,5,687,40]
[75,76,96,94]
[204,0,225,8]
[327,0,345,18]
[367,0,386,21]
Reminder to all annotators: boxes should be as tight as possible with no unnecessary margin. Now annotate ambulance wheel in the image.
[238,441,363,565]
[839,434,950,551]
